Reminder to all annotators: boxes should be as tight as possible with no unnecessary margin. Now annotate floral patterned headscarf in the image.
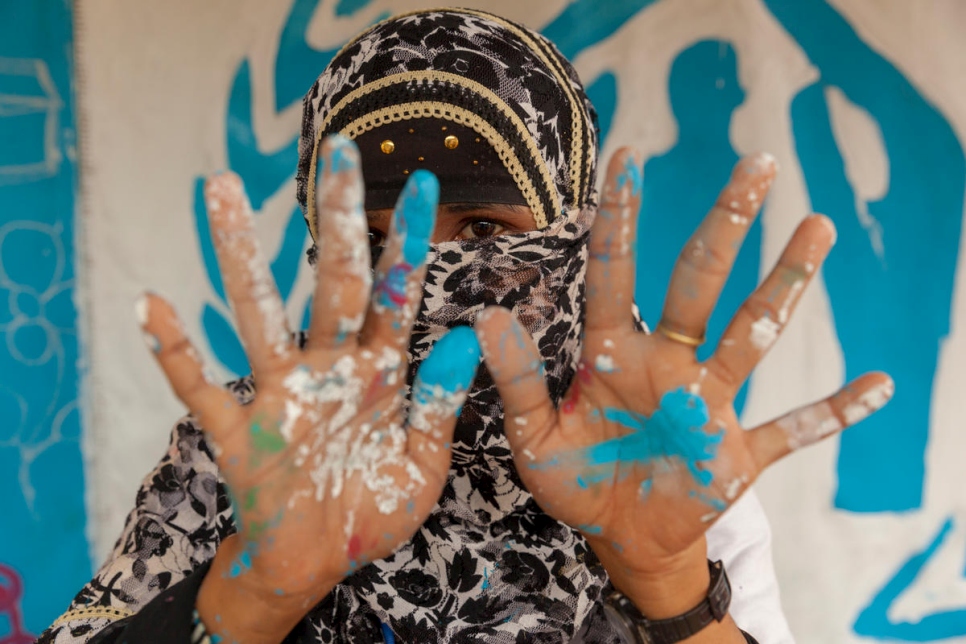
[293,9,626,642]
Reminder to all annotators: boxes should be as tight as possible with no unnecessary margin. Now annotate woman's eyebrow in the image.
[443,203,525,214]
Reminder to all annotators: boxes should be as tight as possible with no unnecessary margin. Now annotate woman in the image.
[40,8,892,643]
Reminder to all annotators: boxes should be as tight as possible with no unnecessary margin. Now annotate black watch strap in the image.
[604,559,731,644]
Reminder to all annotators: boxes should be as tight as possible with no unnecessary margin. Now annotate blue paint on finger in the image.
[327,134,359,172]
[414,327,481,405]
[394,170,438,266]
[616,154,643,197]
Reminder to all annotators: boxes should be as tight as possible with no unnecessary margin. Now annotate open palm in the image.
[475,149,893,587]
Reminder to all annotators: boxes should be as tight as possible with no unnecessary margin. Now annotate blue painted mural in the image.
[192,3,965,638]
[0,1,88,638]
[2,0,961,639]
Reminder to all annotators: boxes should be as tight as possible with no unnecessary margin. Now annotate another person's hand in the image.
[476,149,893,625]
[139,136,480,642]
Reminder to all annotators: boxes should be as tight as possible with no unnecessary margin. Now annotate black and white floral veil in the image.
[293,8,627,642]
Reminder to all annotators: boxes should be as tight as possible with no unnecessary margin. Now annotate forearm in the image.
[196,534,339,644]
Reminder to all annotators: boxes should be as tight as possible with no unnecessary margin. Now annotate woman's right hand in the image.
[139,136,480,642]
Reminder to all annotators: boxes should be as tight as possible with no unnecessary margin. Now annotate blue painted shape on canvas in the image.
[202,303,250,377]
[635,40,758,414]
[0,1,88,635]
[585,71,618,149]
[854,517,966,640]
[767,0,965,515]
[193,177,226,304]
[542,0,659,61]
[226,60,300,211]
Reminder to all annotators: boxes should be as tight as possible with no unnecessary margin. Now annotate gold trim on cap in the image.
[306,69,560,239]
[444,135,459,149]
[380,140,395,154]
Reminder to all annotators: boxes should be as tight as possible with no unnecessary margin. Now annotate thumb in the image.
[406,326,481,480]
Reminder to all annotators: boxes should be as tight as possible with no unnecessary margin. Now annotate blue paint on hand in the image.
[326,134,358,172]
[616,153,643,197]
[582,388,721,487]
[414,327,481,404]
[395,170,439,266]
[227,550,252,578]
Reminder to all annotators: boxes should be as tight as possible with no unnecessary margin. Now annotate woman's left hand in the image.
[474,148,893,612]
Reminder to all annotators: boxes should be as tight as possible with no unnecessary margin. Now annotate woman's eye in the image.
[461,220,505,239]
[368,229,387,249]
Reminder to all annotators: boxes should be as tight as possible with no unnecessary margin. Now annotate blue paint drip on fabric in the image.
[395,170,438,266]
[380,622,397,644]
[585,388,721,486]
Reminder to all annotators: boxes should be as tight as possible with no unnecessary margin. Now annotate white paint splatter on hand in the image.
[843,379,895,424]
[750,316,781,351]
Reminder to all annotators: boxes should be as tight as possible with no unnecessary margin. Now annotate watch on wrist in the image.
[602,559,731,644]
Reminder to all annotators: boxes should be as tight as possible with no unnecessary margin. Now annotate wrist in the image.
[600,539,711,619]
[196,534,339,643]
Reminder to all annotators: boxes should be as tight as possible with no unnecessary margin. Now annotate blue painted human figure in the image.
[764,0,965,517]
[635,40,760,414]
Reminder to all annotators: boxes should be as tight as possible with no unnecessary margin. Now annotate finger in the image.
[206,172,292,372]
[708,214,834,387]
[306,135,372,351]
[359,170,437,349]
[137,292,244,448]
[659,153,776,342]
[747,372,894,468]
[474,307,556,454]
[585,147,644,333]
[407,327,481,482]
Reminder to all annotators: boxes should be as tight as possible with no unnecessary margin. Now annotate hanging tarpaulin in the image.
[6,0,966,641]
[0,1,87,640]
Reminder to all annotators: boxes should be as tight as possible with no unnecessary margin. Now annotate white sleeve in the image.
[706,489,795,643]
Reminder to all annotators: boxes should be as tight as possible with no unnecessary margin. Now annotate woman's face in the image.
[365,202,537,249]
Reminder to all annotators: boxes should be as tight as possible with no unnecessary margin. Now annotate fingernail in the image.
[411,327,480,429]
[205,172,248,224]
[616,152,643,198]
[753,151,778,173]
[394,170,439,266]
[418,327,480,394]
[326,134,359,174]
[134,293,151,326]
[843,377,895,424]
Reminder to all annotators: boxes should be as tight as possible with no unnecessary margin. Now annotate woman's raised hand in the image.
[475,148,893,617]
[139,136,480,642]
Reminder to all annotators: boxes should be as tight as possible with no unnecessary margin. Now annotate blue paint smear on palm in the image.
[571,388,721,490]
[765,0,965,515]
[635,40,758,415]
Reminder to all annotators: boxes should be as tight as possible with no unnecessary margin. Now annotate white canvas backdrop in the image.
[74,1,966,641]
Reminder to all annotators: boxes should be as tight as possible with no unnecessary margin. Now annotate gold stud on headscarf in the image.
[444,135,459,149]
[380,140,395,154]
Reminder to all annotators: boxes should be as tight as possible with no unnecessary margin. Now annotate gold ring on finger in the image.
[655,322,705,348]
